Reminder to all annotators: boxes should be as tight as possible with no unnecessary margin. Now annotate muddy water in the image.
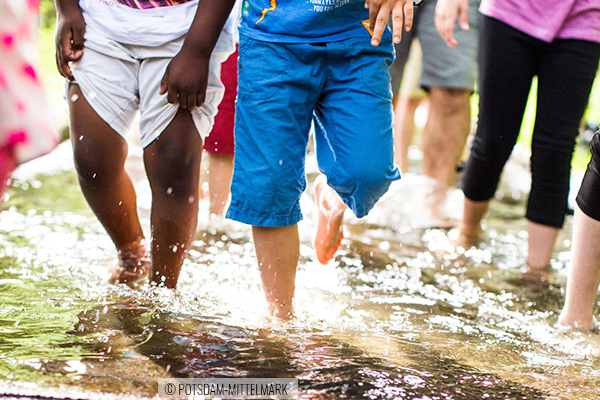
[1,143,599,399]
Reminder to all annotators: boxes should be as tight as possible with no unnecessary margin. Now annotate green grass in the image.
[6,171,91,215]
[38,13,64,117]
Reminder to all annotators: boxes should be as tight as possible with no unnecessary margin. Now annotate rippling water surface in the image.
[1,143,599,399]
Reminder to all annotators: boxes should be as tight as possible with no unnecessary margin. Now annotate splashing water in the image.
[1,144,599,399]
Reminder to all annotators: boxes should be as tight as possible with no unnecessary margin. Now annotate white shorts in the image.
[66,26,229,148]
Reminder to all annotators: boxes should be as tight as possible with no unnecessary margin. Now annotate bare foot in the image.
[557,313,596,334]
[109,240,150,287]
[450,227,482,251]
[313,175,347,265]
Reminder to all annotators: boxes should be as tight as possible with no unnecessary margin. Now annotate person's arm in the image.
[434,0,470,48]
[160,0,237,109]
[365,0,414,46]
[55,0,86,80]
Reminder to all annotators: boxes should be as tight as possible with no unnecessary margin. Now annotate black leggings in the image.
[462,16,600,228]
[577,133,600,221]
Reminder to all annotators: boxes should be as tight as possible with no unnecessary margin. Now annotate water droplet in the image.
[165,364,171,372]
[79,135,84,141]
[166,187,173,195]
[188,196,195,204]
[172,245,178,253]
[118,201,123,206]
[278,159,283,165]
[161,276,166,282]
[70,94,79,102]
[92,173,97,179]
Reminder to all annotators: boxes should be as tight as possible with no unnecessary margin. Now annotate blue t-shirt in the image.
[239,0,390,42]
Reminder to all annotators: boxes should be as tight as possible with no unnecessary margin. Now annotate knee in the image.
[430,88,471,117]
[145,141,200,197]
[336,159,396,199]
[73,144,126,186]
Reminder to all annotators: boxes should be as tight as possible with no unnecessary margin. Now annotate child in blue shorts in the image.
[163,0,414,317]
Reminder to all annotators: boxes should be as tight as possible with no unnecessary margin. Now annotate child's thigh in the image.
[312,38,399,217]
[227,38,325,227]
[137,45,226,149]
[316,38,396,174]
[69,40,140,138]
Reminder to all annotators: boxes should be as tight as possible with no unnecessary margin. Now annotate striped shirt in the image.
[115,0,194,10]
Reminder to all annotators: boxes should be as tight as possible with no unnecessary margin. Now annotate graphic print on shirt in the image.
[256,0,276,24]
[115,0,194,9]
[255,0,352,24]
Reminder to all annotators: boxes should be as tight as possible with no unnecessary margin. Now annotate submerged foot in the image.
[557,313,597,334]
[448,221,483,251]
[313,175,347,265]
[109,240,150,287]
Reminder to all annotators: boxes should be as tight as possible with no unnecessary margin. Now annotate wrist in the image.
[180,39,214,59]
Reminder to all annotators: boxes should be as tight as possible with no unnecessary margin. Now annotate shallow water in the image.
[1,143,599,399]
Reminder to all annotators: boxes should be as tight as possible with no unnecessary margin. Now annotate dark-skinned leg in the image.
[68,84,148,284]
[143,108,202,288]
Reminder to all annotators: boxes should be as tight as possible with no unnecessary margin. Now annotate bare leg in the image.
[393,96,422,172]
[252,225,299,319]
[455,197,489,248]
[207,153,234,217]
[558,206,600,332]
[68,85,148,284]
[527,220,559,269]
[313,174,347,265]
[421,88,471,216]
[0,146,15,206]
[144,108,202,288]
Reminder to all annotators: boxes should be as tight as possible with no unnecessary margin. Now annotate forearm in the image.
[181,0,238,57]
[55,0,81,15]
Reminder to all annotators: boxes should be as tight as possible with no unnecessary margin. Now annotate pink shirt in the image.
[480,0,600,44]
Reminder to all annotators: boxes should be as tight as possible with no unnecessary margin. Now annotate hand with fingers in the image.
[435,0,470,47]
[55,3,85,81]
[159,48,211,110]
[365,0,414,46]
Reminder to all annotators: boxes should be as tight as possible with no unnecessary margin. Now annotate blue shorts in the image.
[226,35,401,227]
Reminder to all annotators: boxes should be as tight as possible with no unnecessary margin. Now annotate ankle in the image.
[558,311,595,333]
[458,222,482,240]
[117,239,149,262]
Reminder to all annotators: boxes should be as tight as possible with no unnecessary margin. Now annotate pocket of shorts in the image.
[238,37,288,100]
[353,40,395,98]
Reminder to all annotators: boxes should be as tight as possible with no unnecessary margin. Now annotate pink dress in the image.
[0,0,58,166]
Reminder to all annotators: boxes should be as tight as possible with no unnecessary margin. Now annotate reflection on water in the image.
[1,145,600,399]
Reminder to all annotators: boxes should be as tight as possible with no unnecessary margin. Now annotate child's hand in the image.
[435,0,470,47]
[365,0,414,46]
[160,48,210,109]
[55,8,85,80]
